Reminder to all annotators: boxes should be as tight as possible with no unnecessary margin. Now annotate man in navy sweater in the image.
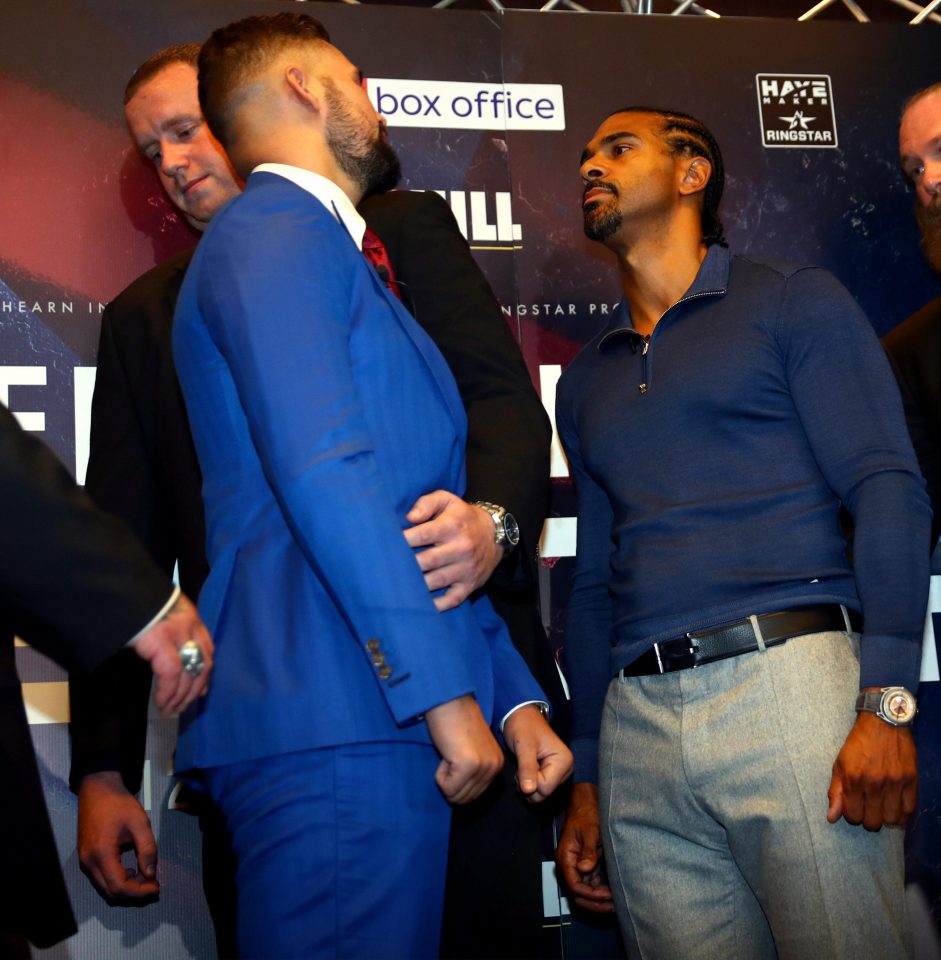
[555,106,929,959]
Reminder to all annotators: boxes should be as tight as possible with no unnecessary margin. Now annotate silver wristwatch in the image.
[854,686,917,726]
[473,501,520,554]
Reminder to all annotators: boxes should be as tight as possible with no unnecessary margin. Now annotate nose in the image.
[580,155,606,183]
[924,159,941,197]
[159,141,189,178]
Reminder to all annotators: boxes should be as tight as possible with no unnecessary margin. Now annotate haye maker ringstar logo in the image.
[756,74,838,149]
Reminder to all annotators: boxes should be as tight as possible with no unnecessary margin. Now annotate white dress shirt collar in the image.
[251,163,366,251]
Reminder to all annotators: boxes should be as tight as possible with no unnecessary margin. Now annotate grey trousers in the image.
[598,630,912,960]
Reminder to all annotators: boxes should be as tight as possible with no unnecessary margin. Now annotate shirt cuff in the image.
[499,699,550,734]
[126,585,180,647]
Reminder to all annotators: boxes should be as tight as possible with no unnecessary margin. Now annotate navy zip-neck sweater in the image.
[557,245,931,783]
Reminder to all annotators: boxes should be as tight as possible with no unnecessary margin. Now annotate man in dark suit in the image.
[0,401,212,957]
[884,81,941,550]
[70,28,565,960]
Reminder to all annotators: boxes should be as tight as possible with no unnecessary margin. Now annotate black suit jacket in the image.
[882,294,941,549]
[0,403,171,947]
[69,248,204,792]
[69,188,562,794]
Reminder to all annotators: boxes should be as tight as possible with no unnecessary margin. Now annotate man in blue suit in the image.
[172,13,572,958]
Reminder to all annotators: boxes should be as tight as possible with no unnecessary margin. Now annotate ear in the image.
[284,64,320,113]
[678,156,711,198]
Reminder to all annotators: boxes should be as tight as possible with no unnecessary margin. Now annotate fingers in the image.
[405,489,452,525]
[555,825,615,913]
[826,773,844,824]
[84,823,159,900]
[402,496,501,597]
[77,775,160,901]
[515,738,540,797]
[128,818,159,883]
[554,783,615,913]
[435,751,502,805]
[842,777,915,831]
[503,705,574,803]
[828,717,918,830]
[136,601,213,716]
[532,752,574,803]
[901,776,919,822]
[571,891,618,914]
[153,645,207,717]
[432,582,472,612]
[82,845,158,899]
[426,695,504,804]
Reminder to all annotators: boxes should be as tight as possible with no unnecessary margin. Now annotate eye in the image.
[146,148,162,165]
[612,143,632,156]
[177,124,199,141]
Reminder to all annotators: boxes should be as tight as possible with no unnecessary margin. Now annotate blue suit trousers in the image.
[206,742,451,959]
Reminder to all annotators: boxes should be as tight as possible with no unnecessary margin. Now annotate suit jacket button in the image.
[366,639,381,653]
[371,653,385,667]
[378,664,393,680]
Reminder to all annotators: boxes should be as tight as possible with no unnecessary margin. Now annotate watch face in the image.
[882,689,917,725]
[504,512,520,546]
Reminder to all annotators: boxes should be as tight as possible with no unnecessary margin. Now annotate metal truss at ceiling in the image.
[797,0,941,22]
[409,0,941,23]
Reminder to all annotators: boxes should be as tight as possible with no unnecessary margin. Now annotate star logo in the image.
[757,74,837,150]
[779,111,816,131]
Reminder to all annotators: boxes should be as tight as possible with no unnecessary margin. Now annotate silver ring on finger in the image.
[179,639,205,677]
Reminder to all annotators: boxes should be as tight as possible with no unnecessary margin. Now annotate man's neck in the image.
[237,131,363,207]
[614,233,708,337]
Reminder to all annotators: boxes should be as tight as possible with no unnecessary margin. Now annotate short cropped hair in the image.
[607,105,727,247]
[902,81,941,120]
[124,43,201,105]
[198,12,331,149]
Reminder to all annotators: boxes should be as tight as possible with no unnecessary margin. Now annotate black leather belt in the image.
[620,604,861,677]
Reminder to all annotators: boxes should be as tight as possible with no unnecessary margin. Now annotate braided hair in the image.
[607,106,727,247]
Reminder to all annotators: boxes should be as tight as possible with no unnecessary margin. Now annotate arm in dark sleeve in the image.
[0,402,172,672]
[362,190,552,589]
[782,268,931,692]
[69,304,169,793]
[556,380,615,784]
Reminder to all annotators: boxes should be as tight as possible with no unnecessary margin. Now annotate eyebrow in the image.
[580,131,640,165]
[157,113,201,133]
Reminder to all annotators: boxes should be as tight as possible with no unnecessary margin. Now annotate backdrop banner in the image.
[1,2,939,957]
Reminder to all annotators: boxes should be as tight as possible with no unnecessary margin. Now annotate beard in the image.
[916,194,941,275]
[323,81,401,201]
[583,186,622,242]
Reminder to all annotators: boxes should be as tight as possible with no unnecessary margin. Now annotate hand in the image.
[77,771,159,900]
[425,694,504,804]
[556,782,616,913]
[403,490,503,612]
[503,704,573,802]
[131,592,213,716]
[827,708,918,830]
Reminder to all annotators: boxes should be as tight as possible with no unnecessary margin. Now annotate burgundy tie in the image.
[362,227,402,302]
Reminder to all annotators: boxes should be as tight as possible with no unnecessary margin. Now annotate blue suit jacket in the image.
[172,173,543,770]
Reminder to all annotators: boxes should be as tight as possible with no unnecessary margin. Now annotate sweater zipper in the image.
[637,288,726,397]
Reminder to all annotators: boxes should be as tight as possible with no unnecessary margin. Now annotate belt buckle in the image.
[655,637,700,673]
